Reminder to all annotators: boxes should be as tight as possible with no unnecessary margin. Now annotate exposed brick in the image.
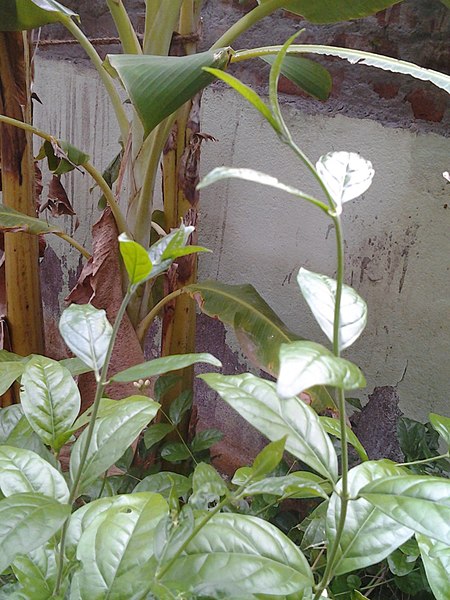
[373,82,399,99]
[406,88,447,122]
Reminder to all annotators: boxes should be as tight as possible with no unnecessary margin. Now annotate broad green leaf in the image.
[119,233,153,286]
[59,304,112,374]
[263,55,332,101]
[71,398,118,431]
[0,362,24,396]
[1,0,77,31]
[111,353,221,382]
[203,67,281,134]
[3,414,58,466]
[417,534,450,600]
[201,373,338,481]
[70,396,160,494]
[0,405,24,442]
[387,548,416,576]
[440,0,450,6]
[316,152,375,214]
[36,139,89,175]
[189,462,228,510]
[190,428,223,453]
[320,416,368,462]
[106,49,231,137]
[352,592,370,600]
[160,513,313,597]
[13,544,59,600]
[0,203,65,237]
[160,442,191,463]
[59,356,92,376]
[0,349,27,362]
[281,0,403,23]
[133,473,191,499]
[144,423,174,449]
[198,167,328,213]
[429,413,450,447]
[243,472,328,500]
[277,341,365,398]
[0,446,69,503]
[0,493,70,573]
[327,461,413,575]
[73,493,168,599]
[360,475,450,545]
[253,437,287,477]
[298,268,367,351]
[169,390,192,426]
[20,356,80,450]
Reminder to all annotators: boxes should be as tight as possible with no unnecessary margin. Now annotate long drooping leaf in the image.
[20,356,80,451]
[106,49,231,137]
[160,513,313,597]
[0,203,65,235]
[417,534,450,600]
[0,493,70,573]
[1,0,77,31]
[201,373,338,481]
[280,0,403,23]
[263,55,332,100]
[111,353,221,383]
[327,461,413,575]
[0,446,69,503]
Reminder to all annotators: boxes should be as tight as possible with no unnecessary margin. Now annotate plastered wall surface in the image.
[34,55,450,444]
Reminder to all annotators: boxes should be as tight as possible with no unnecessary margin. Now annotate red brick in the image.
[406,88,446,122]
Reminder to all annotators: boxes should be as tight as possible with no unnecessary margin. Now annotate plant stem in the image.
[106,0,142,54]
[57,233,91,259]
[136,288,185,344]
[143,0,183,55]
[53,287,134,595]
[59,15,129,141]
[399,452,450,467]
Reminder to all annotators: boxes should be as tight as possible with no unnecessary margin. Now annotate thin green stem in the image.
[160,408,198,466]
[399,452,450,467]
[106,0,142,54]
[59,15,129,141]
[57,233,91,259]
[53,287,134,595]
[136,288,185,343]
[143,0,183,55]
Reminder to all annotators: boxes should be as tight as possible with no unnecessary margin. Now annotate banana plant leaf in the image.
[1,0,77,31]
[262,55,332,100]
[105,48,232,137]
[0,204,64,235]
[281,0,403,23]
[186,281,336,413]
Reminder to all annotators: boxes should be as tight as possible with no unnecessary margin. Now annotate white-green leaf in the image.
[118,233,153,286]
[0,446,69,503]
[0,362,24,396]
[0,404,24,442]
[0,493,70,573]
[417,534,450,600]
[73,493,168,599]
[320,416,368,462]
[111,353,221,382]
[316,151,374,214]
[59,304,112,374]
[20,356,80,451]
[160,513,313,597]
[277,341,365,398]
[327,461,413,575]
[429,413,450,448]
[1,0,77,31]
[201,373,338,482]
[12,544,59,599]
[243,472,328,500]
[133,473,191,499]
[298,268,367,351]
[70,396,160,494]
[360,475,450,545]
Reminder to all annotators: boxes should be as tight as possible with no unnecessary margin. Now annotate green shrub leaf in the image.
[111,353,221,382]
[429,413,450,448]
[133,473,191,499]
[416,533,450,600]
[281,0,402,23]
[118,234,153,286]
[1,0,77,31]
[320,416,368,462]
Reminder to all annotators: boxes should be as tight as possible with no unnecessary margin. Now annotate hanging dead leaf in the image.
[41,174,76,217]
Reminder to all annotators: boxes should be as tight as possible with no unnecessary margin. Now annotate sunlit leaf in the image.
[243,472,328,500]
[429,413,450,448]
[119,234,153,286]
[0,405,24,442]
[277,341,365,398]
[320,416,368,462]
[12,544,59,600]
[417,533,450,600]
[0,203,65,237]
[316,151,374,215]
[0,362,24,396]
[106,49,231,137]
[111,353,221,382]
[20,356,80,450]
[201,373,338,481]
[1,0,77,31]
[298,268,367,351]
[59,304,113,374]
[327,461,413,575]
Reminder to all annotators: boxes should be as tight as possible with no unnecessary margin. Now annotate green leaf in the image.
[36,139,89,175]
[160,513,313,597]
[327,461,413,575]
[59,304,113,374]
[243,472,328,500]
[298,268,368,351]
[282,0,403,23]
[429,413,450,448]
[72,493,168,599]
[70,396,160,494]
[316,151,375,214]
[440,0,450,7]
[0,446,69,503]
[0,405,24,442]
[169,390,192,426]
[20,356,80,451]
[201,373,338,481]
[253,437,287,478]
[59,357,92,376]
[263,55,331,101]
[0,203,66,237]
[133,473,191,499]
[0,349,27,362]
[111,353,221,382]
[203,67,281,134]
[13,545,59,600]
[118,234,153,286]
[277,341,365,398]
[160,442,191,463]
[417,534,450,600]
[3,414,58,466]
[106,49,231,137]
[0,362,24,396]
[71,398,118,431]
[189,462,228,510]
[360,475,450,545]
[387,548,416,576]
[1,0,77,31]
[352,592,370,600]
[320,416,368,462]
[190,428,223,453]
[144,423,174,449]
[0,493,70,573]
